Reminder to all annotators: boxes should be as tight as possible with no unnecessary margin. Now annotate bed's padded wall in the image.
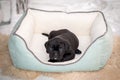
[90,13,107,41]
[16,12,35,46]
[29,10,98,36]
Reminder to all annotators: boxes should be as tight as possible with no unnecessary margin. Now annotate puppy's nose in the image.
[54,57,57,60]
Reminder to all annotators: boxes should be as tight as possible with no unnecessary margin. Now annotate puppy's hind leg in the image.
[75,49,82,54]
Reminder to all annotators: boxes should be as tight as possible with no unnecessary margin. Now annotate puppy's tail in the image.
[42,33,49,37]
[75,49,82,54]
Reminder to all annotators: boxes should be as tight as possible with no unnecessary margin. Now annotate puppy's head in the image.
[45,38,70,62]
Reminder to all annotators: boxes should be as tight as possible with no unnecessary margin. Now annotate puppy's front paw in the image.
[48,59,52,62]
[48,59,50,62]
[48,59,56,62]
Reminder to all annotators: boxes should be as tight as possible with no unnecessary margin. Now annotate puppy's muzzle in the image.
[53,51,59,60]
[49,51,60,62]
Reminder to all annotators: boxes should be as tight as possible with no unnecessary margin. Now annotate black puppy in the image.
[42,29,81,62]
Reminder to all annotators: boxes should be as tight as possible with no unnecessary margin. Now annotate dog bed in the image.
[8,8,113,72]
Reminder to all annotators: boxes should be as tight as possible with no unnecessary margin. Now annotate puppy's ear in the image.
[45,41,48,48]
[45,41,49,53]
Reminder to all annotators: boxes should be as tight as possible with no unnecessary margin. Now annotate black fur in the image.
[42,29,81,62]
